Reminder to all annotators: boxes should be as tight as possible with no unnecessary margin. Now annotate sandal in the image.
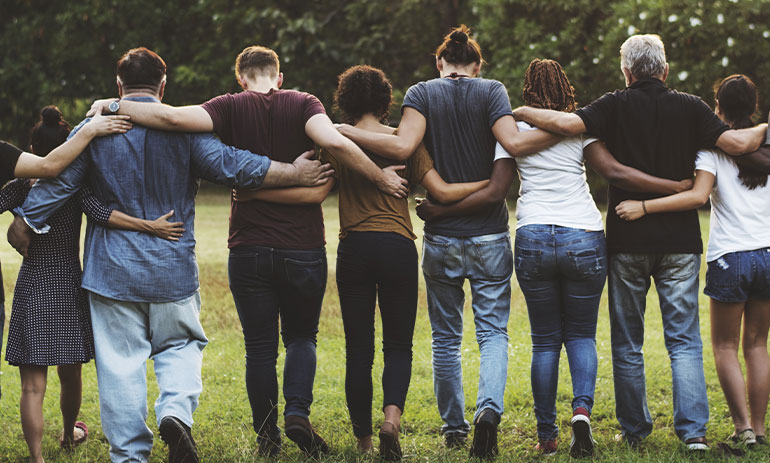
[60,421,88,449]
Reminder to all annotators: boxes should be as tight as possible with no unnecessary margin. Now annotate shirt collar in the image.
[122,95,161,103]
[628,77,667,90]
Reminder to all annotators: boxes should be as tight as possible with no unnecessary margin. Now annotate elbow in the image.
[38,161,60,178]
[163,111,185,129]
[392,142,413,161]
[694,194,709,208]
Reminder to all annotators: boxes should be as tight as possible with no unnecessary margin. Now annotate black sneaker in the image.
[257,433,282,458]
[159,416,199,463]
[570,408,596,458]
[469,409,500,460]
[445,432,467,449]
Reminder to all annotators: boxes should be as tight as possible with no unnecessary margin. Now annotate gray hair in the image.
[620,34,667,79]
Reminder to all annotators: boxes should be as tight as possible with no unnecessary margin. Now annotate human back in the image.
[404,75,510,236]
[202,51,326,250]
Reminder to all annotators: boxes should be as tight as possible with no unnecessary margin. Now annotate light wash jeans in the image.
[515,225,607,441]
[89,291,208,463]
[608,253,708,442]
[422,231,512,437]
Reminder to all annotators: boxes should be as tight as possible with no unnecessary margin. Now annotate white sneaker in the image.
[570,411,596,457]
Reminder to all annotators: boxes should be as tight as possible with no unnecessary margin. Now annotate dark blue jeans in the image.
[514,225,607,441]
[228,245,327,442]
[337,232,418,438]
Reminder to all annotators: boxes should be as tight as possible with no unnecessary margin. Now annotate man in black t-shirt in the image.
[513,34,768,450]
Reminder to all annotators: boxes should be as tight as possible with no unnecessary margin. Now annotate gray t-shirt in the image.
[402,77,512,237]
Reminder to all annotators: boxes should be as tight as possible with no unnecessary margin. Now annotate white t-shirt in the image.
[495,122,603,231]
[695,149,770,261]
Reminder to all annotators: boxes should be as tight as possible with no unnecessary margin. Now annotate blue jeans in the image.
[608,253,708,442]
[228,246,327,443]
[89,291,207,463]
[514,225,606,441]
[422,231,512,436]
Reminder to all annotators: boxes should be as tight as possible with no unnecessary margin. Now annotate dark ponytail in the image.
[30,105,70,157]
[435,25,484,67]
[714,75,767,189]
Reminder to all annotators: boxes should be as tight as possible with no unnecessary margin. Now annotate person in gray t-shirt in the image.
[337,25,560,460]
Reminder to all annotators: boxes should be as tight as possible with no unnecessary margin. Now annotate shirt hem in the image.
[82,285,200,303]
[423,225,510,238]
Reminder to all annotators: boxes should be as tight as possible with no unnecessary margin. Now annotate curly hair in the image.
[334,65,392,125]
[522,59,577,113]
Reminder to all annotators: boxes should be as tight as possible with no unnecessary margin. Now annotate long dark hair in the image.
[522,59,577,113]
[435,25,484,68]
[30,105,70,156]
[714,74,767,189]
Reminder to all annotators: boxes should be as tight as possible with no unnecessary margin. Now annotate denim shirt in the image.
[15,96,272,302]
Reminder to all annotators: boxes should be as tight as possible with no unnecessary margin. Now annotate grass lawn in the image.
[0,187,766,462]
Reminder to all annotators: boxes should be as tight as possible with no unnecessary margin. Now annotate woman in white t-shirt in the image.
[499,59,695,457]
[616,74,770,447]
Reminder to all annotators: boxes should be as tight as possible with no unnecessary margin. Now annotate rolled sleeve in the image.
[191,133,272,189]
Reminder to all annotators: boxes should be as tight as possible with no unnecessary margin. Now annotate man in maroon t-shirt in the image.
[93,46,408,457]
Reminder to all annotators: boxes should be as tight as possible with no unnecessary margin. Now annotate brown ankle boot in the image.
[284,415,329,456]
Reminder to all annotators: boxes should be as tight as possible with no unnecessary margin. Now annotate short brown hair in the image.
[116,47,166,93]
[235,46,279,84]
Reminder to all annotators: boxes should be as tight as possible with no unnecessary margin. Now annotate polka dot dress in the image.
[0,180,112,366]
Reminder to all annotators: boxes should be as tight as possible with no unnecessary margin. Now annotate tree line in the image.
[2,0,768,199]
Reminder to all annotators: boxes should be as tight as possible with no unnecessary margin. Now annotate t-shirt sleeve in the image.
[0,140,23,185]
[575,92,616,139]
[694,149,718,176]
[402,83,427,118]
[691,97,730,149]
[487,81,514,128]
[407,143,434,184]
[581,136,600,149]
[201,93,235,136]
[302,93,326,123]
[318,147,340,174]
[494,142,513,161]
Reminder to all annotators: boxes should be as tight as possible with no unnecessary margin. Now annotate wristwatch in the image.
[108,100,120,114]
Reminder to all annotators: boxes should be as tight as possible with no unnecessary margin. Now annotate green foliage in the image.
[2,1,769,200]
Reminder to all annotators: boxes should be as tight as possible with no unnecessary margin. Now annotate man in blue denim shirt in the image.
[9,48,331,463]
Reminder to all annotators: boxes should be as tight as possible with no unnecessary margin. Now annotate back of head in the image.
[30,105,70,157]
[620,34,667,80]
[334,65,392,125]
[714,74,766,189]
[522,59,577,113]
[435,25,483,67]
[116,47,167,94]
[235,46,279,86]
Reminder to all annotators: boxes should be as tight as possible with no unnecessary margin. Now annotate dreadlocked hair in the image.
[521,59,577,113]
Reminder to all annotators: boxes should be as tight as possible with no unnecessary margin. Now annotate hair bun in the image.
[41,106,63,126]
[450,30,469,44]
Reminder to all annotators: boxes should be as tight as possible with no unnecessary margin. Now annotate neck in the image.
[440,63,476,78]
[354,113,386,130]
[122,90,160,100]
[244,76,278,93]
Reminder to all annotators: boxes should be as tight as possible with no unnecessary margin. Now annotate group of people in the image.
[0,24,769,463]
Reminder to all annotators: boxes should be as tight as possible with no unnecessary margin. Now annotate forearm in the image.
[24,125,95,178]
[238,183,333,205]
[734,146,770,174]
[107,210,151,233]
[325,140,384,185]
[338,125,415,161]
[645,190,708,214]
[718,124,768,155]
[512,107,584,136]
[609,167,688,195]
[428,159,515,218]
[499,130,563,157]
[422,168,490,203]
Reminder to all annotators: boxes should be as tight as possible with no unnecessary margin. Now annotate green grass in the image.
[0,187,766,462]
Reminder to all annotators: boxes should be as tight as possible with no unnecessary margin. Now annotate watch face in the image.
[108,101,120,113]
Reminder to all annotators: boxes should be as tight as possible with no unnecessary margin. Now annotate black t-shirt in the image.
[0,141,22,303]
[576,78,729,254]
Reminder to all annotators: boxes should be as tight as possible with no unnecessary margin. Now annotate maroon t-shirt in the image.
[202,89,326,249]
